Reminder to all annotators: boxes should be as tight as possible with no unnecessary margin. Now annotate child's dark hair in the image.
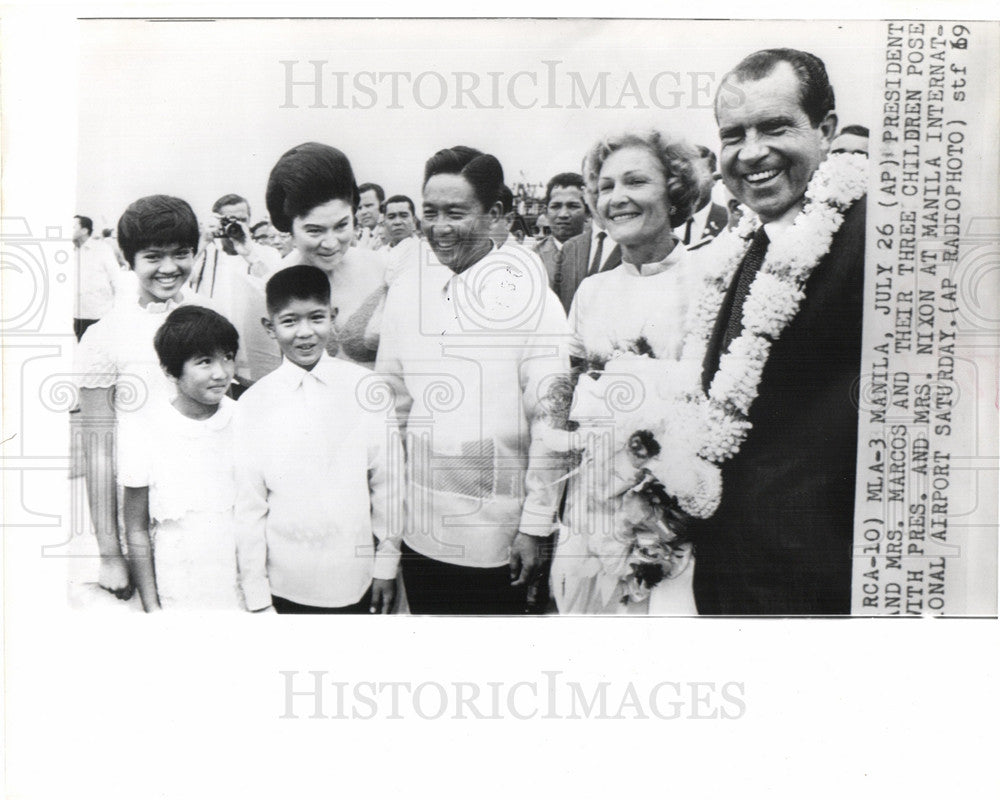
[117,195,201,268]
[265,265,331,315]
[154,305,240,379]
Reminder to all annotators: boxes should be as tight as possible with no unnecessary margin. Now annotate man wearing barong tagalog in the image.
[689,48,868,614]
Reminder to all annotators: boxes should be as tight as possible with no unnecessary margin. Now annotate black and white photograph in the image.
[2,5,998,799]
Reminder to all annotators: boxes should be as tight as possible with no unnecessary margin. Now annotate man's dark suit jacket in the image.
[688,202,730,251]
[693,196,866,616]
[534,235,561,288]
[551,227,622,314]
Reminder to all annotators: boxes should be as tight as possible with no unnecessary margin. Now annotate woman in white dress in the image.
[551,129,714,615]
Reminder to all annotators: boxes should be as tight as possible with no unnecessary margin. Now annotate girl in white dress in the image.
[118,306,242,611]
[76,195,214,598]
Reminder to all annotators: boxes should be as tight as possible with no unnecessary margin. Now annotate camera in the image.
[214,216,247,243]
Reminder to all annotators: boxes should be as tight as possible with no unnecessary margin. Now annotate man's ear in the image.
[818,111,838,149]
[261,317,276,340]
[161,364,178,384]
[486,201,502,225]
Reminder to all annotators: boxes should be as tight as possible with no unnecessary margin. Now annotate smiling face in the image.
[717,61,836,224]
[290,199,355,274]
[172,350,236,416]
[264,296,333,371]
[383,200,416,245]
[596,145,674,256]
[132,244,195,306]
[546,185,588,243]
[422,173,498,274]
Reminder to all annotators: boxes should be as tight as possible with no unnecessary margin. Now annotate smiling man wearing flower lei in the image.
[684,48,868,615]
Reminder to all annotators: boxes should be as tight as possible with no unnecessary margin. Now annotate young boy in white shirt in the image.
[234,265,402,613]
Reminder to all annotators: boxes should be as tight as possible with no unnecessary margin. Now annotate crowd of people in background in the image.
[72,47,870,615]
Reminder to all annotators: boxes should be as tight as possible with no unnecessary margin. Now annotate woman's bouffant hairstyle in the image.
[585,130,709,229]
[265,142,360,233]
[423,145,504,211]
[154,305,240,379]
[117,195,200,268]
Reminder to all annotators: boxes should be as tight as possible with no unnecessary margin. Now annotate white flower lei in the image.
[681,152,868,463]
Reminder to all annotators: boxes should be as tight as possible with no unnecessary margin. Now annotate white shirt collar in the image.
[274,350,336,389]
[589,224,615,265]
[389,234,416,248]
[761,200,804,241]
[441,241,500,296]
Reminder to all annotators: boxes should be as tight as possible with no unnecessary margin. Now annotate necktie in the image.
[722,226,769,352]
[589,231,606,275]
[702,226,770,391]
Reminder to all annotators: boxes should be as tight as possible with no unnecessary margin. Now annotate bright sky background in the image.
[77,18,881,230]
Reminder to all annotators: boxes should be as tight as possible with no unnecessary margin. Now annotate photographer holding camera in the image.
[194,194,281,285]
[189,193,283,382]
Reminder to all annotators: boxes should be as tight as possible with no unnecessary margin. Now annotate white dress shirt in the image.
[588,225,617,273]
[761,201,803,241]
[75,237,122,319]
[673,202,712,248]
[233,353,403,609]
[376,242,572,568]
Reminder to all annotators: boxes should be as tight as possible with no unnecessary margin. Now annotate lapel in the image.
[553,229,592,313]
[705,202,729,239]
[557,228,592,284]
[535,235,560,285]
[688,204,730,251]
[599,243,622,272]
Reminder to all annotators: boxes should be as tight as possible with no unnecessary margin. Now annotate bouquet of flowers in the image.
[542,340,721,605]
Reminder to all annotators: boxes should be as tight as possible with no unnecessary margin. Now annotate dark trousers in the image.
[74,318,99,341]
[271,585,372,615]
[401,542,528,615]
